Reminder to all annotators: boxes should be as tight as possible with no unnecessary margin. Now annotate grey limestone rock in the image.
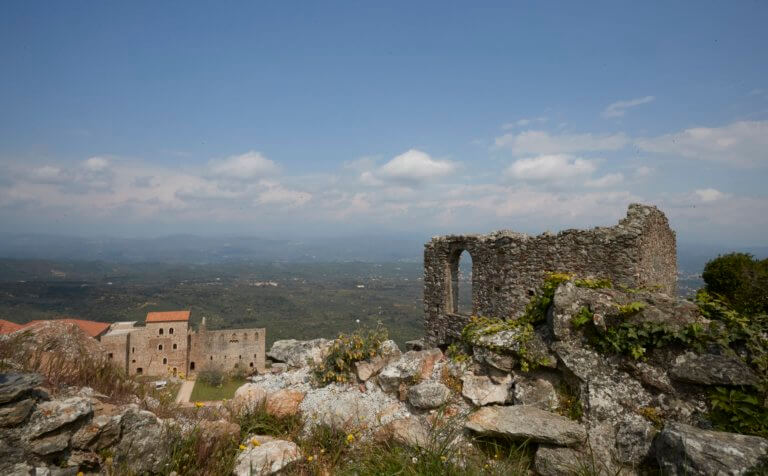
[114,405,170,474]
[377,349,442,394]
[0,398,36,427]
[71,413,122,451]
[461,373,511,406]
[234,435,301,476]
[267,339,331,368]
[407,381,450,409]
[653,422,768,476]
[0,374,43,405]
[669,352,759,386]
[465,405,587,446]
[23,396,92,440]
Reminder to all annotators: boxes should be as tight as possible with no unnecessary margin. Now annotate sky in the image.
[1,1,767,245]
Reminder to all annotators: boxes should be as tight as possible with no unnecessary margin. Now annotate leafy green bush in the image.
[702,252,768,316]
[709,387,768,438]
[197,365,225,387]
[311,324,388,385]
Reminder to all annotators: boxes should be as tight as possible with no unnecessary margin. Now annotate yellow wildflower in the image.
[77,473,84,476]
[194,401,204,408]
[440,455,447,462]
[251,438,260,446]
[239,444,246,451]
[307,455,314,462]
[346,433,355,444]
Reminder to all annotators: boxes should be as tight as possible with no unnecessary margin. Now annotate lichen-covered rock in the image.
[355,356,386,382]
[407,382,450,409]
[472,346,516,372]
[265,389,304,418]
[376,417,430,448]
[23,396,92,440]
[378,349,442,393]
[0,374,44,405]
[267,339,331,368]
[0,398,36,427]
[232,383,268,413]
[512,374,559,410]
[653,422,768,476]
[114,405,169,474]
[614,414,657,467]
[465,405,587,446]
[71,414,122,451]
[669,352,759,386]
[300,383,409,432]
[461,374,511,406]
[235,435,301,476]
[534,445,584,476]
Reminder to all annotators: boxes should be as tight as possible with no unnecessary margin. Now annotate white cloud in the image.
[636,120,768,167]
[586,173,624,188]
[209,151,279,179]
[495,130,628,155]
[28,165,67,184]
[694,188,727,202]
[602,96,655,118]
[501,117,547,130]
[83,157,109,171]
[255,181,311,207]
[633,166,654,178]
[377,149,456,183]
[506,154,596,181]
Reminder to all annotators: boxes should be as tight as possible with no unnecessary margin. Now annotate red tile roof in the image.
[0,319,23,334]
[146,310,190,323]
[0,318,110,338]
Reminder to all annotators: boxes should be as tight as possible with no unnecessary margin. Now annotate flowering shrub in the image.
[311,323,388,385]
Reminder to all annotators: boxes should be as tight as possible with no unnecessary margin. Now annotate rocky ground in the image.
[1,280,767,475]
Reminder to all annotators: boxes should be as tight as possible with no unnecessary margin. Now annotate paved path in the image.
[175,379,195,404]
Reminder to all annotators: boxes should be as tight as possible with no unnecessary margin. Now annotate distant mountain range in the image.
[0,233,765,274]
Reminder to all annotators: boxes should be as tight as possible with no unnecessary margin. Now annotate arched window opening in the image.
[169,328,174,335]
[172,343,177,350]
[136,367,143,374]
[159,328,164,335]
[210,356,213,361]
[158,344,163,351]
[162,357,167,364]
[190,362,195,370]
[249,362,254,368]
[448,249,474,315]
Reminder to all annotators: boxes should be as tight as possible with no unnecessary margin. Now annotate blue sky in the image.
[1,1,767,244]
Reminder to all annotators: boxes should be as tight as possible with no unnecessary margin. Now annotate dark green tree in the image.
[702,253,768,316]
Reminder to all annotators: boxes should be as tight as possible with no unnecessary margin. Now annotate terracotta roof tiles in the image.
[145,310,191,323]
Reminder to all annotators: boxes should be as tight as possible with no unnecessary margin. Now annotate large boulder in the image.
[377,349,442,394]
[114,405,170,474]
[300,384,409,432]
[71,414,122,451]
[669,352,759,386]
[267,339,331,368]
[0,374,44,405]
[461,374,511,406]
[653,422,768,476]
[465,405,586,446]
[512,374,559,410]
[265,389,305,418]
[232,384,268,414]
[23,396,92,440]
[0,398,36,427]
[407,382,450,409]
[376,417,430,448]
[235,435,301,476]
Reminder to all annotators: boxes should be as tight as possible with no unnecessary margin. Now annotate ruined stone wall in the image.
[101,333,130,372]
[128,322,189,377]
[188,328,266,375]
[423,204,677,345]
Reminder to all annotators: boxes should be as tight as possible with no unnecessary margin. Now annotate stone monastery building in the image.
[100,310,266,377]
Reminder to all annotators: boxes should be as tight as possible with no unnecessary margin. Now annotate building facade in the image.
[101,310,266,377]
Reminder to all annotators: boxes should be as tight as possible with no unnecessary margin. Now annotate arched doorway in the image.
[447,248,473,315]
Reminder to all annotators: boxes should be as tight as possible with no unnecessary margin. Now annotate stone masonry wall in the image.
[188,328,266,375]
[423,204,677,345]
[128,321,189,377]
